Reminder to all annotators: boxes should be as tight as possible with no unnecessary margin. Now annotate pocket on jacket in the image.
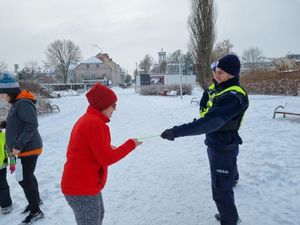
[214,168,233,191]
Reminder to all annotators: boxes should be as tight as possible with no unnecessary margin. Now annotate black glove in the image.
[0,121,6,129]
[160,129,175,141]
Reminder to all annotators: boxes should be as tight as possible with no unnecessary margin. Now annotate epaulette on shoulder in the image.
[220,91,243,104]
[229,90,238,95]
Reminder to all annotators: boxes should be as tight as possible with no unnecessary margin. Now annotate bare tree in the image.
[0,61,7,73]
[18,61,39,81]
[139,54,153,73]
[166,50,194,75]
[182,51,194,75]
[188,0,216,88]
[124,74,132,84]
[242,47,264,70]
[167,50,181,64]
[212,39,234,61]
[159,61,167,74]
[45,40,81,83]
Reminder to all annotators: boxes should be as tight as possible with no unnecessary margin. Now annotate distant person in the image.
[0,72,44,224]
[161,54,249,225]
[0,122,15,215]
[61,83,143,225]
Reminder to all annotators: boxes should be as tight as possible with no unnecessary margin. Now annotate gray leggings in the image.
[65,192,104,225]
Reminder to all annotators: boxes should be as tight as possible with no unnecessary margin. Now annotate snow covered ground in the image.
[1,87,300,225]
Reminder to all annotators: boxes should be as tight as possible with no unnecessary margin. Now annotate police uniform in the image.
[161,54,249,225]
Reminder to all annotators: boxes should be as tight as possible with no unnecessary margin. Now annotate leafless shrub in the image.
[241,70,300,96]
[19,81,51,98]
[36,97,54,114]
[0,101,10,121]
[19,81,56,114]
[140,84,193,96]
[140,85,165,95]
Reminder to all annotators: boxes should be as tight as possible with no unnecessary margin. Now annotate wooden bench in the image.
[191,97,200,105]
[273,105,300,118]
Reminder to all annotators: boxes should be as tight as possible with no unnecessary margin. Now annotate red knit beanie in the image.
[86,83,117,111]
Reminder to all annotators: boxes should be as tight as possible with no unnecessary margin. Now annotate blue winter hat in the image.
[210,54,241,76]
[0,72,21,94]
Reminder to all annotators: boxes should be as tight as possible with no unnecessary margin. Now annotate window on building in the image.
[86,64,89,68]
[103,74,106,79]
[96,64,100,68]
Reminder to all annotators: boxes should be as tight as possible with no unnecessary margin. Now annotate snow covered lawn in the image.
[2,87,300,225]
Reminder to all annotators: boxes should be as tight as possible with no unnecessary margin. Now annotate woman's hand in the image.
[12,148,21,156]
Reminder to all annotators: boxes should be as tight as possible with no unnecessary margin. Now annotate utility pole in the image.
[135,62,138,93]
[179,50,183,99]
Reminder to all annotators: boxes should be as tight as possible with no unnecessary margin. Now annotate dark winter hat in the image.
[210,54,241,76]
[0,72,21,94]
[86,83,117,111]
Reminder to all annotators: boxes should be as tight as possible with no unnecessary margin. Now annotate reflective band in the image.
[200,85,247,119]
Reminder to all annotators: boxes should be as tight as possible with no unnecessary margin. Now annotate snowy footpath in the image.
[1,87,300,225]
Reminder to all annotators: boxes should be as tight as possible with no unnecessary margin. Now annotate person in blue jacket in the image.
[161,54,249,225]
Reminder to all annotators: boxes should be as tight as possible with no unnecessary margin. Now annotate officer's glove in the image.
[160,129,175,141]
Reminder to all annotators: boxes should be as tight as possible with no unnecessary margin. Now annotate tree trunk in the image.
[188,0,216,89]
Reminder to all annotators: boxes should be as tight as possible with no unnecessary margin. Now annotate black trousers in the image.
[18,156,41,213]
[207,147,239,225]
[0,168,12,208]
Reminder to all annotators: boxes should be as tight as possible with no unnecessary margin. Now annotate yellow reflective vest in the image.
[200,83,247,120]
[0,131,6,168]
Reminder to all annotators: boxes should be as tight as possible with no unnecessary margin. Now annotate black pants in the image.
[207,147,239,225]
[0,168,12,208]
[234,161,239,181]
[18,156,41,214]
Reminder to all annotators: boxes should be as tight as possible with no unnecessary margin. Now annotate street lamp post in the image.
[179,50,183,99]
[135,62,138,93]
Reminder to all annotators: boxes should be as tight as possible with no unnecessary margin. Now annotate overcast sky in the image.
[0,0,300,74]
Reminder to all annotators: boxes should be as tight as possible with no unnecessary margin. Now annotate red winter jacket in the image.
[61,106,136,195]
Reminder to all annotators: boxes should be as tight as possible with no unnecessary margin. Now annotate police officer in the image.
[161,54,249,225]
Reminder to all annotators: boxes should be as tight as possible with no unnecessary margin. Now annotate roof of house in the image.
[80,56,103,64]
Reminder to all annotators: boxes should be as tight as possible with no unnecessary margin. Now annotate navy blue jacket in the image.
[172,77,249,149]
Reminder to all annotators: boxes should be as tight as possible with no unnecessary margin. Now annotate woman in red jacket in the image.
[61,83,142,225]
